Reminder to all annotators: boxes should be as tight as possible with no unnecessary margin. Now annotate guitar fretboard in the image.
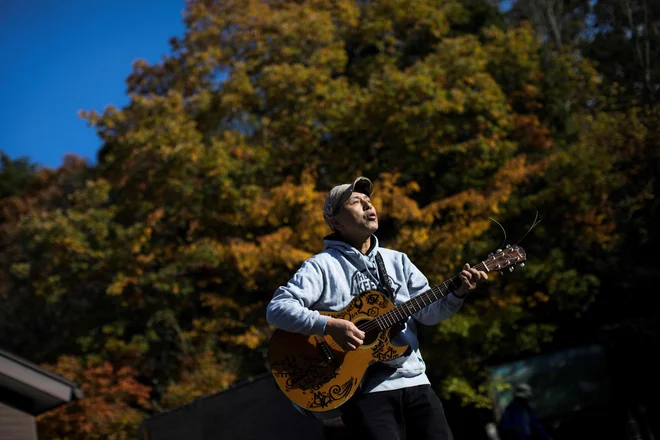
[369,261,488,331]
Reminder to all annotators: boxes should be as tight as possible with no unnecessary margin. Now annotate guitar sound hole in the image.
[355,318,382,346]
[363,328,380,345]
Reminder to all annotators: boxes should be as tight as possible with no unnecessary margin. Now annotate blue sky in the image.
[0,0,186,169]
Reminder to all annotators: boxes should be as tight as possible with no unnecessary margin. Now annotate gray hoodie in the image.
[266,234,465,393]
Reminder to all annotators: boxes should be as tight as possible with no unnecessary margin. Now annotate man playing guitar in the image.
[266,176,489,440]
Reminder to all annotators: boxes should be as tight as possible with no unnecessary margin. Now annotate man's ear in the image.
[328,216,342,231]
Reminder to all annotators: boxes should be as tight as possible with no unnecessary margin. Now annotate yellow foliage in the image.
[221,325,268,350]
[160,351,238,409]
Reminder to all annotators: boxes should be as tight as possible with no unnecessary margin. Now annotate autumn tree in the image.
[36,355,151,440]
[0,1,657,438]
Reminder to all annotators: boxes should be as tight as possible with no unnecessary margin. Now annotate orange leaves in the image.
[228,239,266,291]
[570,209,617,248]
[106,273,138,297]
[491,155,542,194]
[220,171,323,286]
[241,170,327,246]
[37,356,151,440]
[221,324,267,350]
[527,290,551,308]
[513,114,554,151]
[229,228,313,290]
[375,172,428,225]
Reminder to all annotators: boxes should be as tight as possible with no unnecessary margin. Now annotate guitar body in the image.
[268,290,409,416]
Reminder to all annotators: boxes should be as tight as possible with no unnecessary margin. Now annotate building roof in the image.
[141,372,324,440]
[0,348,83,415]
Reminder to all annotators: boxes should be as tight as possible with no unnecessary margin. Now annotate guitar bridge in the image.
[316,337,336,365]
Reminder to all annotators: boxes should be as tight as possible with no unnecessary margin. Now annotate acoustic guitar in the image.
[268,245,526,418]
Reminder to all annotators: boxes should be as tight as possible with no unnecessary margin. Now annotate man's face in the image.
[333,191,378,237]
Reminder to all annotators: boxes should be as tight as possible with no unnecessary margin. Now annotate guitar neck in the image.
[374,261,489,331]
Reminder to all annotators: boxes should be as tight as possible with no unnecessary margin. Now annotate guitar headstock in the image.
[484,245,526,273]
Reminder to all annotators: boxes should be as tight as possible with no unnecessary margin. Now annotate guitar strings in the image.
[353,261,490,335]
[515,206,542,245]
[488,216,507,251]
[326,249,520,349]
[356,246,522,334]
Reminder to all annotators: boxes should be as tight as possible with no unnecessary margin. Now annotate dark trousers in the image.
[340,385,454,440]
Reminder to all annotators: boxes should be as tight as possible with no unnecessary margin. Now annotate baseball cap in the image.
[323,176,373,229]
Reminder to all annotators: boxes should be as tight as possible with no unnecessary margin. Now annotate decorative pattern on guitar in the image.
[269,289,410,412]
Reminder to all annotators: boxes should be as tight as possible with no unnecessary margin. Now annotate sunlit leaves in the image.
[159,351,237,409]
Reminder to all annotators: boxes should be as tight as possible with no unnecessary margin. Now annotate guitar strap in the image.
[375,252,408,336]
[375,252,395,301]
[372,252,410,366]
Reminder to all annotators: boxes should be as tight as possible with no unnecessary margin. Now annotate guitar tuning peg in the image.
[500,271,504,275]
[509,267,515,272]
[496,249,502,253]
[506,244,511,248]
[488,252,494,258]
[519,262,525,268]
